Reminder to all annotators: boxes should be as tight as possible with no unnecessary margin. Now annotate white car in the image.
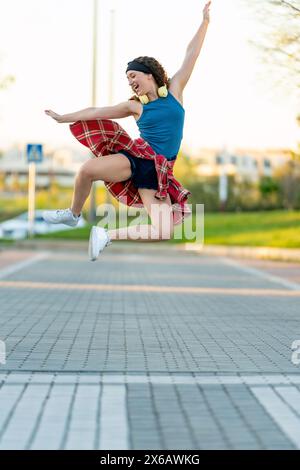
[0,210,87,240]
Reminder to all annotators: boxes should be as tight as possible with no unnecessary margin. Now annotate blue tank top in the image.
[135,91,185,160]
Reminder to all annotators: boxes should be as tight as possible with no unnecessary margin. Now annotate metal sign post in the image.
[26,144,43,238]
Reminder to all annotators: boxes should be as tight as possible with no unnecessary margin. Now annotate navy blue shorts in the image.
[119,150,176,190]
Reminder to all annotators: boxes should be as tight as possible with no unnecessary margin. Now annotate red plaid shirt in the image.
[69,119,192,225]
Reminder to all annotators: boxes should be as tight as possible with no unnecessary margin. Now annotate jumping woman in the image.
[43,1,211,261]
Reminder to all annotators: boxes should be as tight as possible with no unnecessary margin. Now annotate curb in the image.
[1,240,300,262]
[183,244,300,262]
[0,239,185,254]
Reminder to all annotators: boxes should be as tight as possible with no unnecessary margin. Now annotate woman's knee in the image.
[150,203,174,240]
[78,160,104,182]
[152,219,174,240]
[160,225,174,240]
[78,162,94,180]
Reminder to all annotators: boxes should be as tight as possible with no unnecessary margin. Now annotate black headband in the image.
[126,60,153,75]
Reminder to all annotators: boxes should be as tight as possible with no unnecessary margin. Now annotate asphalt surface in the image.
[0,246,299,450]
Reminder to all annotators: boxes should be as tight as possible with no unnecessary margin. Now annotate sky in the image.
[0,0,299,154]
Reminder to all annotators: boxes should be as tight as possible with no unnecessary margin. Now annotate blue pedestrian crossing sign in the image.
[26,144,43,163]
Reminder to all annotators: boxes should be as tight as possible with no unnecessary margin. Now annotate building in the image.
[0,145,90,189]
[187,146,292,182]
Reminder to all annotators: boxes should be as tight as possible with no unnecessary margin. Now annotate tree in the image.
[240,0,300,96]
[172,150,199,185]
[0,55,14,90]
[274,159,300,209]
[0,75,14,90]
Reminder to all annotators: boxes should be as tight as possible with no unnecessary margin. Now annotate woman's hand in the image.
[44,109,63,123]
[203,1,211,24]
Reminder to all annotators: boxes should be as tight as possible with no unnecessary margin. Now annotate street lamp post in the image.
[219,167,228,212]
[219,150,228,212]
[103,8,116,206]
[89,1,117,219]
[89,0,98,223]
[108,8,115,106]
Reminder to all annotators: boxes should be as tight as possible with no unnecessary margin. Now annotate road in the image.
[0,245,299,450]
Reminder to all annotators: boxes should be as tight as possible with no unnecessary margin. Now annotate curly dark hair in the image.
[127,56,171,102]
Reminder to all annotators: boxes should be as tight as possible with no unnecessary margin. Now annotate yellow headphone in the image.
[138,84,168,105]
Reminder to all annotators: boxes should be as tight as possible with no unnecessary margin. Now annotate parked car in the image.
[0,210,86,240]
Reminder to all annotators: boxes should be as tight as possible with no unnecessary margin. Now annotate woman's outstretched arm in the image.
[45,101,136,123]
[186,1,211,57]
[169,1,211,94]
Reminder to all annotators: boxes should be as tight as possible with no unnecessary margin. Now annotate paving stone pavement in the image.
[0,247,299,450]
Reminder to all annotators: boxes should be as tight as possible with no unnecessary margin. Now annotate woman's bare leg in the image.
[70,154,132,216]
[69,159,174,241]
[107,189,174,241]
[70,173,93,217]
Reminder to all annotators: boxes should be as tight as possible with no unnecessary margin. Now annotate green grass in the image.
[202,210,300,248]
[30,209,300,248]
[0,238,15,245]
[1,190,300,248]
[35,226,92,241]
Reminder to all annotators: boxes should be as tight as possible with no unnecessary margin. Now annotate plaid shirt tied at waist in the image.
[69,119,192,225]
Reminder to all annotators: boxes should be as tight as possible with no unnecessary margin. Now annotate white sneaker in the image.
[88,226,111,261]
[42,208,81,227]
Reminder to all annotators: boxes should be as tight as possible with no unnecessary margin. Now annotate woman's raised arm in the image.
[169,1,211,95]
